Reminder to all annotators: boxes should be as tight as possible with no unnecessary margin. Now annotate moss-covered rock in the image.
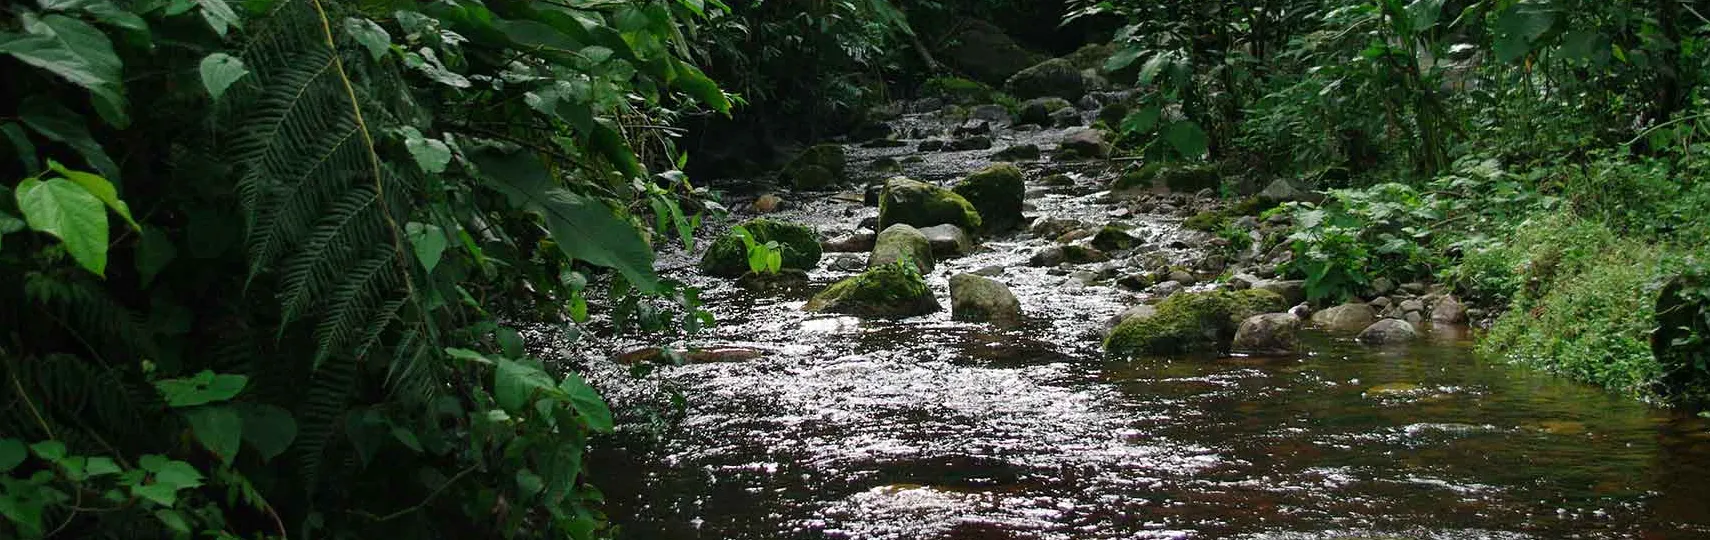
[939,20,1049,86]
[1104,289,1287,358]
[1183,211,1225,232]
[949,273,1022,325]
[952,164,1025,233]
[879,177,983,232]
[805,262,940,318]
[921,76,997,105]
[785,144,847,190]
[869,224,935,273]
[701,219,823,278]
[1113,163,1221,193]
[1062,244,1109,264]
[1056,128,1111,160]
[1004,58,1087,100]
[1090,225,1139,251]
[1017,97,1074,126]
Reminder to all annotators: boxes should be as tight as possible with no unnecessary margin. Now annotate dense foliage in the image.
[0,0,731,538]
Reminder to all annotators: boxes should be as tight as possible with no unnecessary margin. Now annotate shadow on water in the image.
[579,110,1710,540]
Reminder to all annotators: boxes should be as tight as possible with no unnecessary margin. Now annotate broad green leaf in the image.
[154,370,248,407]
[1104,45,1143,73]
[49,160,136,230]
[1119,107,1160,134]
[401,128,452,173]
[344,17,391,61]
[155,509,191,533]
[135,228,175,287]
[185,405,243,464]
[1404,0,1445,33]
[19,95,120,181]
[746,245,767,274]
[1137,51,1171,85]
[589,118,644,180]
[198,52,248,100]
[0,122,40,173]
[16,177,109,276]
[195,0,241,36]
[516,469,546,498]
[29,440,67,462]
[0,14,123,98]
[1162,121,1209,158]
[445,347,494,365]
[494,358,557,412]
[0,211,24,250]
[557,372,612,432]
[471,150,661,292]
[0,439,25,472]
[236,403,295,462]
[405,221,447,273]
[38,0,148,32]
[148,458,204,489]
[403,48,471,88]
[1493,4,1555,62]
[132,483,178,506]
[84,456,120,476]
[766,249,782,273]
[0,480,48,535]
[670,59,730,114]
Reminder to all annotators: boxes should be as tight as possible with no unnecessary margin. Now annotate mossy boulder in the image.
[1183,211,1225,232]
[940,20,1049,86]
[878,177,983,232]
[805,262,940,318]
[1057,128,1111,160]
[921,76,996,105]
[1017,97,1074,126]
[868,224,935,273]
[1112,163,1220,193]
[952,164,1025,233]
[701,219,823,278]
[784,144,847,190]
[1090,225,1139,252]
[1104,289,1287,358]
[1004,58,1086,100]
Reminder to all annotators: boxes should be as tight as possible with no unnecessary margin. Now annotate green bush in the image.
[1280,183,1443,303]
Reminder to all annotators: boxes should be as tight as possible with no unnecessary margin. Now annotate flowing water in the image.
[579,108,1710,539]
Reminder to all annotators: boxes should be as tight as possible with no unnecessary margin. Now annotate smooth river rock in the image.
[949,273,1022,325]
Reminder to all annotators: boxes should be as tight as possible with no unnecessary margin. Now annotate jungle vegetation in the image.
[0,0,1706,538]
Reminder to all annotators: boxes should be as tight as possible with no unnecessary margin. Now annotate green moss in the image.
[1062,244,1108,263]
[1475,214,1692,401]
[1183,211,1225,232]
[879,177,983,232]
[1158,164,1222,193]
[1111,163,1162,191]
[922,77,996,105]
[953,164,1025,232]
[805,262,939,318]
[784,144,847,189]
[1227,196,1274,216]
[1091,225,1138,251]
[700,219,823,277]
[1104,289,1285,358]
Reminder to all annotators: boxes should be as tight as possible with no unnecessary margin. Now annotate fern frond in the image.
[277,185,382,326]
[293,349,356,491]
[311,245,400,367]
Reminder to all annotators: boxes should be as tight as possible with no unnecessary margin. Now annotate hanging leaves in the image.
[16,176,109,276]
[0,13,125,117]
[198,52,249,100]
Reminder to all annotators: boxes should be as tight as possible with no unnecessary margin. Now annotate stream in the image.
[579,105,1710,539]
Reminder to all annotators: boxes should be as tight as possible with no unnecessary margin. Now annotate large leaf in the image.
[471,150,660,292]
[236,403,296,462]
[0,439,25,472]
[185,405,243,464]
[0,122,39,173]
[557,372,612,433]
[0,14,123,100]
[401,127,451,173]
[1104,45,1144,73]
[38,0,147,32]
[1137,51,1172,85]
[670,59,730,114]
[198,52,248,100]
[194,0,241,37]
[1119,106,1160,135]
[18,95,120,181]
[1162,120,1209,158]
[1404,0,1445,33]
[1493,4,1556,62]
[405,221,447,273]
[49,160,136,230]
[343,17,391,61]
[135,227,175,286]
[16,177,108,275]
[154,371,248,407]
[494,358,557,412]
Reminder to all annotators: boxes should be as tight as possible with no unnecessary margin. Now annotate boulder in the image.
[1097,102,1130,127]
[952,163,1025,233]
[701,219,822,278]
[993,144,1042,161]
[1090,225,1139,252]
[948,136,993,151]
[805,262,940,318]
[1311,303,1378,333]
[822,230,876,253]
[1104,289,1288,357]
[1357,319,1420,344]
[949,273,1022,324]
[1063,244,1109,264]
[1050,107,1083,127]
[1004,57,1087,100]
[784,144,847,190]
[737,269,812,292]
[918,224,974,258]
[753,194,785,213]
[1029,245,1065,267]
[868,224,935,273]
[940,19,1049,85]
[970,104,1011,123]
[1256,279,1307,305]
[1257,178,1308,203]
[870,156,902,173]
[1430,295,1467,324]
[1057,128,1111,160]
[878,177,983,232]
[953,119,992,137]
[1103,304,1158,335]
[1017,97,1074,126]
[918,139,949,152]
[1231,313,1301,355]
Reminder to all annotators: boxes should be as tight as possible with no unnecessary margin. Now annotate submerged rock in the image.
[878,177,983,232]
[1104,289,1288,358]
[868,224,935,273]
[918,224,974,258]
[953,163,1025,233]
[805,262,940,318]
[949,273,1022,325]
[1231,313,1301,355]
[1311,303,1378,333]
[1357,319,1420,344]
[701,219,823,278]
